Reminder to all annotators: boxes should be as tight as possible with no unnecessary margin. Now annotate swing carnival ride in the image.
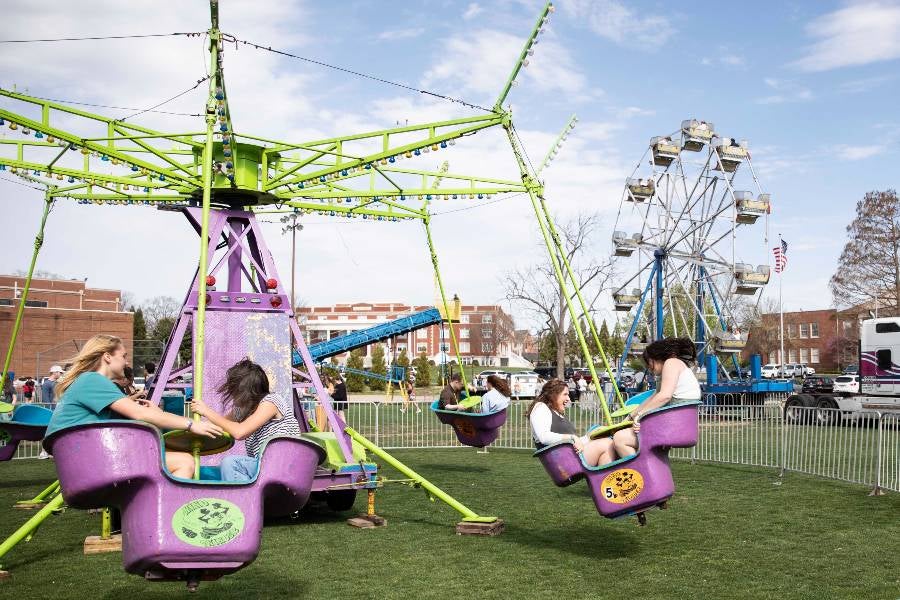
[0,0,590,585]
[609,120,792,401]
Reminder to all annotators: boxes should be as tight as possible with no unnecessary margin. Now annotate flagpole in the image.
[779,233,785,372]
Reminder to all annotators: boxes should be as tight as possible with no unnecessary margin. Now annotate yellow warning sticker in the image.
[601,468,644,504]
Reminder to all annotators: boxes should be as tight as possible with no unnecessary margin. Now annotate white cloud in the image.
[792,2,900,72]
[421,29,586,102]
[755,78,813,104]
[463,3,484,20]
[377,28,425,41]
[835,144,886,160]
[562,0,675,50]
[837,74,894,94]
[701,52,746,67]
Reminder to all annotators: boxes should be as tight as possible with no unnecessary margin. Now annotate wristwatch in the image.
[186,420,193,432]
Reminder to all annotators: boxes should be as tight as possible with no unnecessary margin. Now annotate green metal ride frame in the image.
[0,1,571,531]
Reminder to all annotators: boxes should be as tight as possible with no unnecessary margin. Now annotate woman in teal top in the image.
[46,334,223,478]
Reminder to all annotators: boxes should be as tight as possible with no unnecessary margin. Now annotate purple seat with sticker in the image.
[430,400,508,448]
[534,401,700,520]
[0,404,53,461]
[45,420,324,581]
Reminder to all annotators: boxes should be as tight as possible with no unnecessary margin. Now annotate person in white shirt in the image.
[612,337,701,457]
[481,374,511,413]
[527,379,615,467]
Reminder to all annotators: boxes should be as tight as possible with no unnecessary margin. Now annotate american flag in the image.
[773,239,788,273]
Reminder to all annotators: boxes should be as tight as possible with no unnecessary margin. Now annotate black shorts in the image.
[333,401,348,411]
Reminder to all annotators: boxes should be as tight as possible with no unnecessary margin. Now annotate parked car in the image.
[761,364,782,379]
[782,363,803,378]
[833,374,860,394]
[510,372,539,398]
[474,370,509,393]
[799,363,816,376]
[801,376,833,394]
[533,366,557,380]
[133,376,146,391]
[842,364,859,375]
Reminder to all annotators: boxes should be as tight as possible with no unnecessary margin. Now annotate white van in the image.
[510,372,539,398]
[761,364,782,379]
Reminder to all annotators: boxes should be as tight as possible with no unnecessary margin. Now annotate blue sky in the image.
[0,0,898,330]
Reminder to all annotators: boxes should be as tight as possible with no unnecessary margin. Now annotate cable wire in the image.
[0,32,204,44]
[0,89,202,117]
[226,34,492,113]
[117,76,210,121]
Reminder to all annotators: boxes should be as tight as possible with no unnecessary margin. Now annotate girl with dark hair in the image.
[527,378,616,466]
[190,358,301,481]
[612,337,701,457]
[482,374,511,413]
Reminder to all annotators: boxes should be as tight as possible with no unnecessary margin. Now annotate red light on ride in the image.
[266,278,278,290]
[206,275,216,287]
[269,295,283,308]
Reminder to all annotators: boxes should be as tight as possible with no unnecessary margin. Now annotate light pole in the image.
[280,210,303,312]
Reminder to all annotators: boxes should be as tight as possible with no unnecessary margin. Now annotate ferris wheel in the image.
[610,119,771,372]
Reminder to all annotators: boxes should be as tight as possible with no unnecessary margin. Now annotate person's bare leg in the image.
[166,452,195,478]
[582,438,615,467]
[613,428,638,457]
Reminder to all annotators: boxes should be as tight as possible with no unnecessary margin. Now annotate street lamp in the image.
[280,210,303,312]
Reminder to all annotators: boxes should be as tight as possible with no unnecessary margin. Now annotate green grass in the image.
[0,452,898,599]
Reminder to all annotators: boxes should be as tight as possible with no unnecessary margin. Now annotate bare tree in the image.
[830,190,900,315]
[502,212,613,378]
[739,297,780,360]
[141,296,182,332]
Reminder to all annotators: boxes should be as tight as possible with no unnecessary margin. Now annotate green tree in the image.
[133,307,147,342]
[369,344,387,391]
[345,349,366,393]
[412,351,431,387]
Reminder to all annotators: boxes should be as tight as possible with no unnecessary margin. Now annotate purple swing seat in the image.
[534,401,700,519]
[45,420,324,581]
[430,400,508,448]
[0,405,53,461]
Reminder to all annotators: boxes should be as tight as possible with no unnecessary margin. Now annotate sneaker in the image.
[38,450,51,460]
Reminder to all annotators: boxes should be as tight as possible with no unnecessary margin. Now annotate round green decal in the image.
[172,498,245,548]
[0,429,10,447]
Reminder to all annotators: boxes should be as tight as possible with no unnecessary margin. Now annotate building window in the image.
[416,344,427,353]
[786,324,796,339]
[417,328,428,340]
[459,342,470,353]
[810,323,819,338]
[800,348,809,363]
[439,343,450,352]
[788,349,797,363]
[460,328,469,339]
[799,323,809,339]
[482,342,493,353]
[810,348,819,363]
[482,328,492,338]
[0,299,12,306]
[482,314,493,323]
[459,314,469,324]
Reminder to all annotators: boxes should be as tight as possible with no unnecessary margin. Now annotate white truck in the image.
[784,317,900,423]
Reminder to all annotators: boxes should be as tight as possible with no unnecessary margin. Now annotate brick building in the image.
[0,276,133,378]
[744,303,882,372]
[297,301,530,367]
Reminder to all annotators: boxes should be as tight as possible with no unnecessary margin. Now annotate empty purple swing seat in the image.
[430,400,508,448]
[0,404,53,461]
[45,420,325,581]
[534,401,700,519]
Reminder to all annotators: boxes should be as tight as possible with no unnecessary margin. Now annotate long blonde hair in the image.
[56,334,124,399]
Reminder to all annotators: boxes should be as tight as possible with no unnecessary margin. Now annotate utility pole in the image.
[280,210,303,312]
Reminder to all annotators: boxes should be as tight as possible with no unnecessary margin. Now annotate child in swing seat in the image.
[190,358,302,482]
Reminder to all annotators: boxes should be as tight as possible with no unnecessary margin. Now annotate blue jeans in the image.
[219,455,260,482]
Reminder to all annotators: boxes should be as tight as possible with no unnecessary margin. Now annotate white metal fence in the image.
[8,398,898,494]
